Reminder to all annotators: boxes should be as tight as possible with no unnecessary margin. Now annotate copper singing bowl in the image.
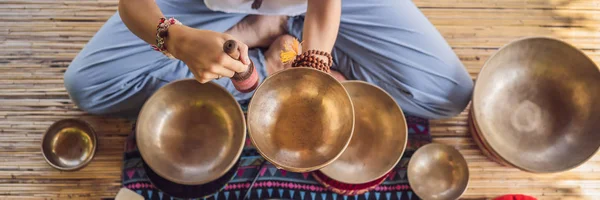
[41,119,97,171]
[320,81,407,184]
[137,79,246,185]
[247,67,354,172]
[408,143,469,200]
[473,37,600,173]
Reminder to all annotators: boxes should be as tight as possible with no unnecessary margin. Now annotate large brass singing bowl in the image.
[137,79,246,185]
[247,67,354,172]
[320,81,407,184]
[473,37,600,173]
[468,109,512,167]
[408,143,469,200]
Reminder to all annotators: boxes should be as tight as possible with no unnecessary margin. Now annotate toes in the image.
[272,34,298,51]
[330,70,347,81]
[265,35,297,75]
[268,35,296,53]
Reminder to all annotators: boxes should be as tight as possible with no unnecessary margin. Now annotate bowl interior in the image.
[408,143,469,200]
[42,119,96,170]
[473,37,600,172]
[137,79,245,185]
[320,81,407,184]
[248,68,354,171]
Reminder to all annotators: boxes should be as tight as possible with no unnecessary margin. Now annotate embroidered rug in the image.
[122,103,431,200]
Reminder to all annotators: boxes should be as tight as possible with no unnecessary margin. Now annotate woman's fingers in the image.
[237,41,251,65]
[220,36,250,72]
[192,65,234,83]
[219,53,248,73]
[196,72,221,83]
[208,64,236,78]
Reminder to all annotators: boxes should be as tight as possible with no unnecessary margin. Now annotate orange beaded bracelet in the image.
[280,38,334,73]
[292,54,331,73]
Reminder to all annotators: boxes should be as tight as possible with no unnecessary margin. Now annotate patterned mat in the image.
[122,106,431,200]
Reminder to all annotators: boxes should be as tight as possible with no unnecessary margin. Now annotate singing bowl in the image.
[137,79,246,185]
[41,119,97,171]
[312,170,389,196]
[247,67,354,172]
[143,158,239,199]
[408,143,469,200]
[468,109,512,167]
[320,81,407,184]
[472,37,600,173]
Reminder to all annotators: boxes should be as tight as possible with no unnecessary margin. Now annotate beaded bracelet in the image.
[292,50,333,73]
[151,17,182,59]
[292,54,331,73]
[279,37,334,73]
[299,50,333,67]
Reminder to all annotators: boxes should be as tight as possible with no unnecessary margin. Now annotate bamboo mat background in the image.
[1,0,600,199]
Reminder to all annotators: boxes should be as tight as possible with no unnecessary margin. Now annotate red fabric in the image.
[312,170,389,195]
[494,194,538,200]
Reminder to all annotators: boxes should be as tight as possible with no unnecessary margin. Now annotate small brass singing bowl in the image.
[41,119,97,171]
[472,37,600,173]
[137,79,246,185]
[247,67,355,172]
[320,81,407,184]
[408,143,469,200]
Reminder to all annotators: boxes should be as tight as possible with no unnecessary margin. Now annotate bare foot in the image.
[264,34,297,75]
[330,70,347,81]
[226,15,288,48]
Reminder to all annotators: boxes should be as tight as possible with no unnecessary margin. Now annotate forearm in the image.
[302,0,341,53]
[118,0,166,45]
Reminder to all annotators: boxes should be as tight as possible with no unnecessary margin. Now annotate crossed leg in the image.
[65,0,472,119]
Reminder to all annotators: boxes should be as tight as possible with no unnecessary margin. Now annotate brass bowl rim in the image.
[41,118,98,171]
[469,105,512,166]
[136,79,246,185]
[320,80,408,184]
[247,67,355,172]
[468,108,515,168]
[407,143,470,200]
[143,157,240,199]
[471,36,600,173]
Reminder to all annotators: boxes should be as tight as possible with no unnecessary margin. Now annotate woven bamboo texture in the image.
[1,0,600,199]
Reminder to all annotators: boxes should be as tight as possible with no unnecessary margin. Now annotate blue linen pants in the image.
[64,0,473,119]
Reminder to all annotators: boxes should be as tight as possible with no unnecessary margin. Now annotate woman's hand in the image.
[118,0,250,83]
[166,25,251,83]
